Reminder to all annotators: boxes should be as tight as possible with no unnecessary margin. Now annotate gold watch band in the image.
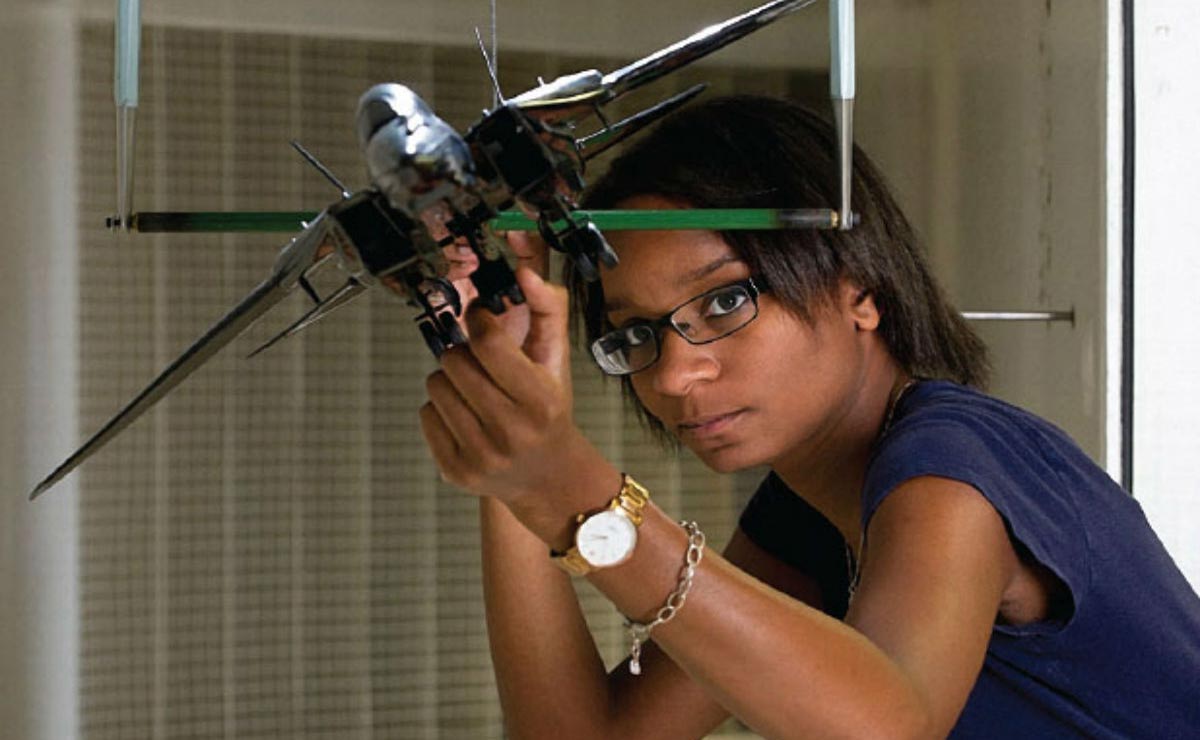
[550,474,651,576]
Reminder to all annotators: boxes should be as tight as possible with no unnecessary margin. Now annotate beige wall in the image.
[881,3,1109,456]
[72,0,830,67]
[74,0,1112,454]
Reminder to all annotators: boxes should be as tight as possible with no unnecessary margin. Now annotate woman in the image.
[420,96,1200,738]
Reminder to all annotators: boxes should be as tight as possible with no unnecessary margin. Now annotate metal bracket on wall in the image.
[962,310,1075,324]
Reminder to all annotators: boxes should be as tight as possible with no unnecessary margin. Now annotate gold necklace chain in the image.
[881,377,918,437]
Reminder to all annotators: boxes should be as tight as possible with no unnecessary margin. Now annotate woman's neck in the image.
[771,367,910,553]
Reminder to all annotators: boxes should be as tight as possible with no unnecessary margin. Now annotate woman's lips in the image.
[677,410,746,440]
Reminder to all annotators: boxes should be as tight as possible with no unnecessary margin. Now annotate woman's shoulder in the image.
[866,379,1105,509]
[881,380,1088,471]
[862,380,1118,615]
[894,379,1050,430]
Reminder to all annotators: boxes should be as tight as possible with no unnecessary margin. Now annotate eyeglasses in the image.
[591,277,764,376]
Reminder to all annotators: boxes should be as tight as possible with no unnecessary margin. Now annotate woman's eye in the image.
[703,289,748,317]
[623,324,655,346]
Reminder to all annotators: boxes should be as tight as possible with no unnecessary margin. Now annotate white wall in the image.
[0,3,79,739]
[1133,1,1200,589]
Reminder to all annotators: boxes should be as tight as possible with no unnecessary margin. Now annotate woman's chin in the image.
[686,441,765,474]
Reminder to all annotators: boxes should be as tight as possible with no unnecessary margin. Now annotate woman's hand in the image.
[442,229,550,341]
[420,266,611,520]
[443,229,550,300]
[505,228,551,279]
[443,239,481,307]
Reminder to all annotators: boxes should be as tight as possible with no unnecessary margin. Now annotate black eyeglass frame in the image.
[590,276,766,376]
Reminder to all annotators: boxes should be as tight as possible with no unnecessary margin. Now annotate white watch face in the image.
[576,510,638,568]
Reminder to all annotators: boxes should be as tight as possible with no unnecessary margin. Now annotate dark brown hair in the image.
[571,95,989,436]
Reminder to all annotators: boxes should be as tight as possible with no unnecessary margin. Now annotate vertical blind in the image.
[77,22,812,739]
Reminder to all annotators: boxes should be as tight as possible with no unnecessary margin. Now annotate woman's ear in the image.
[842,280,881,332]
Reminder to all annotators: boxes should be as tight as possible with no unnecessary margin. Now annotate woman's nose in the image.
[647,329,719,397]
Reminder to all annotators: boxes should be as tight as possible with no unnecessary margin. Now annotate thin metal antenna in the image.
[474,26,505,107]
[490,0,499,107]
[289,139,350,198]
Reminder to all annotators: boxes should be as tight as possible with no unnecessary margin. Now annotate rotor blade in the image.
[246,278,368,359]
[601,0,816,99]
[507,0,815,114]
[29,213,330,500]
[578,84,707,160]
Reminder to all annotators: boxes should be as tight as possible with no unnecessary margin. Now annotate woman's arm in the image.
[484,473,1015,740]
[481,499,834,740]
[479,497,611,739]
[565,475,1017,740]
[480,497,731,739]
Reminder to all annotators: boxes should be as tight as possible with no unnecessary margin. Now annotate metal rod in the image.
[830,0,855,231]
[961,310,1075,324]
[290,140,350,197]
[578,85,707,160]
[113,0,141,231]
[119,208,842,233]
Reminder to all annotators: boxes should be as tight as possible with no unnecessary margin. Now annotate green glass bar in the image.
[491,208,838,231]
[126,211,321,233]
[124,208,839,234]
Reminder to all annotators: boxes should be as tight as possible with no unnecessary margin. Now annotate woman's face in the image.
[599,195,877,474]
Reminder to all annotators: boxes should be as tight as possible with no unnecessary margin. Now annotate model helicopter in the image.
[31,0,858,499]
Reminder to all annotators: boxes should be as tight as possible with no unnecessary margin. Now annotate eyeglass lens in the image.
[591,282,758,376]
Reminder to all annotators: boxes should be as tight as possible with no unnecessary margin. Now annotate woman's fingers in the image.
[442,238,481,334]
[460,274,568,410]
[463,296,565,413]
[438,346,532,450]
[442,239,480,282]
[420,245,574,496]
[418,401,460,478]
[504,230,550,278]
[424,369,509,480]
[515,267,570,379]
[425,370,484,450]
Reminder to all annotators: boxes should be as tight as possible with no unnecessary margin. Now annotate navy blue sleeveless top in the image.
[739,380,1200,738]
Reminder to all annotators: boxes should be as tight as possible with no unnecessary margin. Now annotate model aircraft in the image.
[30,0,857,499]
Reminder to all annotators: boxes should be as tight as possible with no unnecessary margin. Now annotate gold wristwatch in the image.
[551,474,651,577]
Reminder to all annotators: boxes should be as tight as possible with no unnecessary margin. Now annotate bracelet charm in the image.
[624,520,706,675]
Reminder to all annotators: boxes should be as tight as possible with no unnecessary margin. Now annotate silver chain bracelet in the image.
[623,520,706,676]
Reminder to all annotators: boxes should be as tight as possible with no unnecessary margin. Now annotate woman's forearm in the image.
[479,497,613,739]
[497,485,930,739]
[581,505,933,740]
